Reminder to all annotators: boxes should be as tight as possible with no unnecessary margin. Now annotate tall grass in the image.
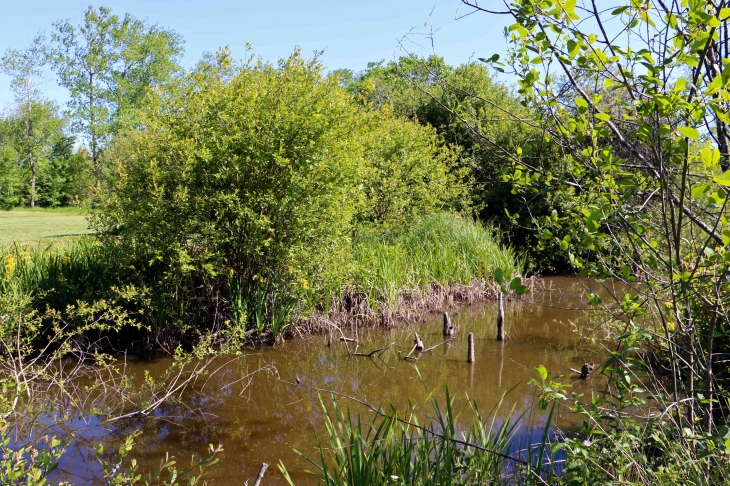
[352,213,520,312]
[0,238,117,307]
[279,388,556,485]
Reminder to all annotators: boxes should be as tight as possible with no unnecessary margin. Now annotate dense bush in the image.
[95,50,465,331]
[346,56,576,272]
[353,109,466,228]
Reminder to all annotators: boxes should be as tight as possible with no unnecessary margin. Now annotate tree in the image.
[462,0,730,481]
[50,6,183,176]
[2,35,49,207]
[349,55,572,270]
[1,101,66,208]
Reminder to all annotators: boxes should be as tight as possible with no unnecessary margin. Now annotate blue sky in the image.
[0,0,513,110]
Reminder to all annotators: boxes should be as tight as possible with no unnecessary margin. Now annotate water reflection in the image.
[54,276,609,485]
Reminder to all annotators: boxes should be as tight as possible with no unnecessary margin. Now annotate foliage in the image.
[461,0,730,481]
[1,34,49,208]
[95,48,466,337]
[50,5,184,170]
[352,108,467,228]
[349,55,574,272]
[97,50,360,325]
[0,104,93,209]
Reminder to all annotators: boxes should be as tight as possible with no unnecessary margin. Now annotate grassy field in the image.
[0,208,93,245]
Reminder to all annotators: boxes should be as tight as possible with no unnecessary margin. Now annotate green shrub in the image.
[352,109,467,228]
[95,49,468,333]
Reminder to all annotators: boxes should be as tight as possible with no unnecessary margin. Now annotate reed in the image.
[279,387,557,485]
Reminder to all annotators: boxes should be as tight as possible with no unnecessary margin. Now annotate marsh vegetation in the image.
[3,0,730,484]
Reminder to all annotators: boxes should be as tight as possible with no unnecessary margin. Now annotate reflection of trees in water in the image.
[48,277,607,484]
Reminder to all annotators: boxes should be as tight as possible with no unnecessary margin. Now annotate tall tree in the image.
[1,35,48,207]
[50,6,184,176]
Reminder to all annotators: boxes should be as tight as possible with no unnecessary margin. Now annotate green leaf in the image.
[677,126,700,139]
[594,113,611,121]
[536,365,548,380]
[493,268,505,285]
[700,146,721,168]
[509,277,530,296]
[722,230,730,246]
[692,184,710,199]
[714,170,730,186]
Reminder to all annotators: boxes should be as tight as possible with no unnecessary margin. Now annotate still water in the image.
[54,276,610,484]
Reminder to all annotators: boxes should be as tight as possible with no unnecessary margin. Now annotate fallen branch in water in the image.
[351,342,398,358]
[253,462,269,486]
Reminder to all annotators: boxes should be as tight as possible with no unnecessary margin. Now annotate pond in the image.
[52,276,610,484]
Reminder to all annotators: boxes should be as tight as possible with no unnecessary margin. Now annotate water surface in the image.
[55,276,609,484]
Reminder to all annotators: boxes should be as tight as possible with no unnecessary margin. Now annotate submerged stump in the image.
[467,333,475,363]
[414,333,424,351]
[580,362,594,379]
[443,312,454,336]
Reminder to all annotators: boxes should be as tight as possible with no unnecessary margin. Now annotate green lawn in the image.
[0,208,94,245]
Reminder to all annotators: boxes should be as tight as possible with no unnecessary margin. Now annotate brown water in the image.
[53,276,609,485]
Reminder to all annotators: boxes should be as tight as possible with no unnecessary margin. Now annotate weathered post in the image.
[414,333,424,351]
[467,333,475,363]
[580,362,594,379]
[443,312,454,336]
[497,292,505,341]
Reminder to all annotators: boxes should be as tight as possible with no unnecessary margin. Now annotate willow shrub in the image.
[95,50,465,332]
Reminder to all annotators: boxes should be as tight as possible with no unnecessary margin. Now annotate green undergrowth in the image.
[1,212,519,348]
[353,212,520,309]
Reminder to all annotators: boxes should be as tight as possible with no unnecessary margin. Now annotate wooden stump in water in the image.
[571,362,595,379]
[467,333,475,363]
[580,362,594,379]
[443,312,454,336]
[497,292,505,341]
[414,333,424,351]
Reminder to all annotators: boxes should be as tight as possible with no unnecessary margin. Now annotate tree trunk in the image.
[27,91,35,208]
[29,151,35,208]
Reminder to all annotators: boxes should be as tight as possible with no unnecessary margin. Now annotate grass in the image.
[279,387,556,485]
[350,213,520,314]
[0,208,94,245]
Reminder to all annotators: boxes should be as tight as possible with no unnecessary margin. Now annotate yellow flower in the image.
[4,254,16,276]
[63,256,71,265]
[300,278,309,290]
[226,267,234,278]
[259,276,264,283]
[664,301,674,309]
[666,321,676,331]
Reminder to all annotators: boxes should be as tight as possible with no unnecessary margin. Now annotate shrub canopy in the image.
[96,51,464,297]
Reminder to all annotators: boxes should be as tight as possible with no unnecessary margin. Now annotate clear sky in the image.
[0,0,513,110]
